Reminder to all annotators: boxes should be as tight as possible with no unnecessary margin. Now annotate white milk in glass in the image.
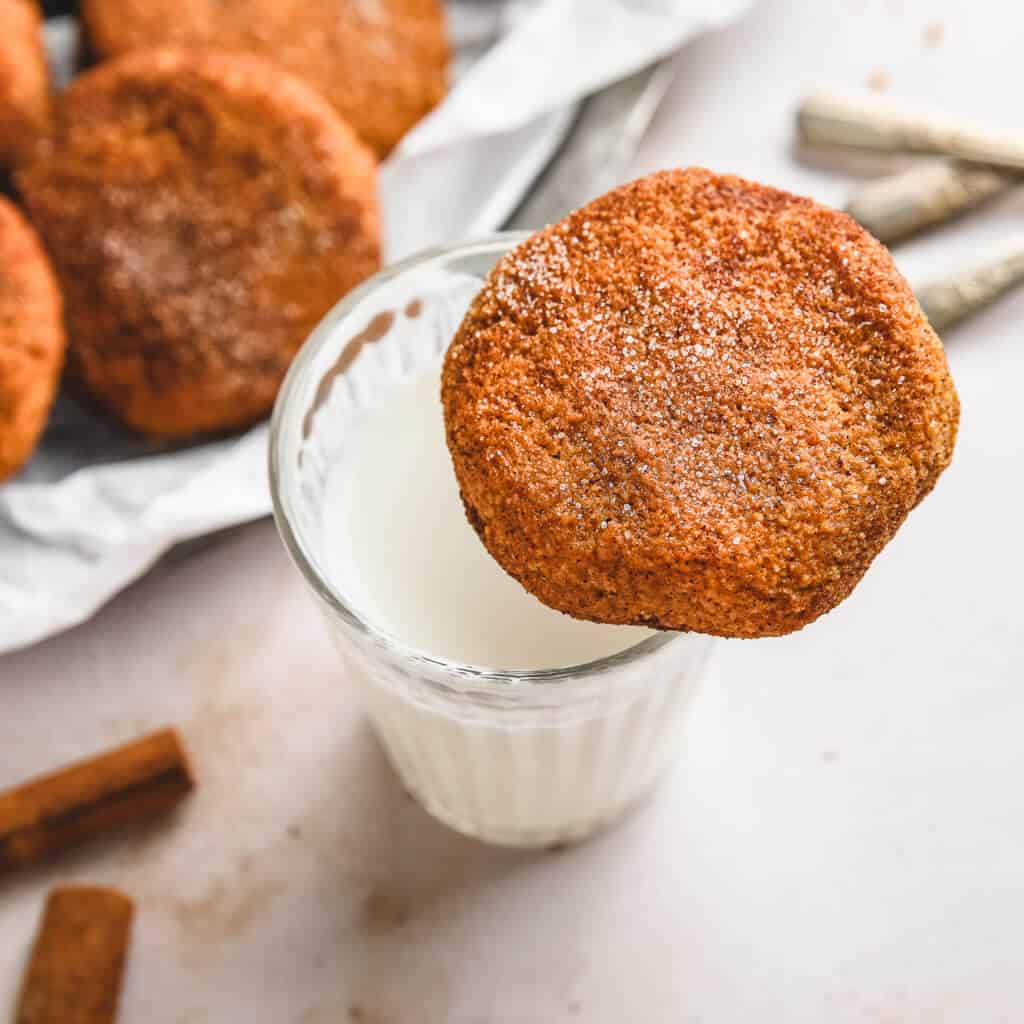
[323,364,652,669]
[287,246,711,847]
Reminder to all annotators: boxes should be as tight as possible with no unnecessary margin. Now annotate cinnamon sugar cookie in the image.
[0,197,65,480]
[81,0,449,157]
[0,0,49,170]
[18,49,380,439]
[443,169,959,638]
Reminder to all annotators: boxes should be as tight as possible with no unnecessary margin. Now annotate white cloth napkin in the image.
[0,0,754,653]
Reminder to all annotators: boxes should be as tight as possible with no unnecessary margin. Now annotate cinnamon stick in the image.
[16,885,134,1024]
[0,728,194,874]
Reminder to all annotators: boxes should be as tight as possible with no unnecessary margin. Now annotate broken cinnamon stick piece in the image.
[16,885,134,1024]
[0,728,194,874]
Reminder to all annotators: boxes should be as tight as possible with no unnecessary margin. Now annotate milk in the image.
[322,363,652,670]
[282,244,712,847]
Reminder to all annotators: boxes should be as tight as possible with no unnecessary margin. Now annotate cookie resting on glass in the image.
[442,168,959,639]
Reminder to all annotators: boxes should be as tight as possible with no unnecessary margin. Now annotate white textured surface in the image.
[3,0,1024,1020]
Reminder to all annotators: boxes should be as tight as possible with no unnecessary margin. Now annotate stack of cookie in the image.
[0,0,449,478]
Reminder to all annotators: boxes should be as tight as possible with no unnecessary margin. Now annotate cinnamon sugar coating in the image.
[81,0,449,157]
[0,0,50,170]
[18,49,380,439]
[0,198,65,481]
[443,169,959,638]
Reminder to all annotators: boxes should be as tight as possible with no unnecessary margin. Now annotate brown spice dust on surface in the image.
[173,876,285,944]
[349,1006,388,1024]
[362,884,412,933]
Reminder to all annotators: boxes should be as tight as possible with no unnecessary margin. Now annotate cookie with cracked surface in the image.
[18,49,380,439]
[0,0,50,170]
[0,196,65,481]
[442,168,959,638]
[80,0,449,157]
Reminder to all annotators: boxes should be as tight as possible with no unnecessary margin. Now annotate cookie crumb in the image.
[866,69,890,92]
[923,22,945,48]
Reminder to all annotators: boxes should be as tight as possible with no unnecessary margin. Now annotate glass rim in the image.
[268,233,683,691]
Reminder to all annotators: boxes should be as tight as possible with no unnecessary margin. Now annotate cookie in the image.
[0,197,65,481]
[81,0,448,157]
[18,49,381,439]
[0,0,50,170]
[443,169,959,638]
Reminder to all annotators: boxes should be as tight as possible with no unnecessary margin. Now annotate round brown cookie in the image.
[0,197,65,481]
[80,0,448,158]
[18,49,381,440]
[443,168,959,639]
[0,0,50,170]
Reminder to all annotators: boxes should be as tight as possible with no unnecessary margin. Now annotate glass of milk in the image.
[270,235,714,848]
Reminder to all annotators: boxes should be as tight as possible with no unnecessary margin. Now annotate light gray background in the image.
[3,0,1023,1020]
